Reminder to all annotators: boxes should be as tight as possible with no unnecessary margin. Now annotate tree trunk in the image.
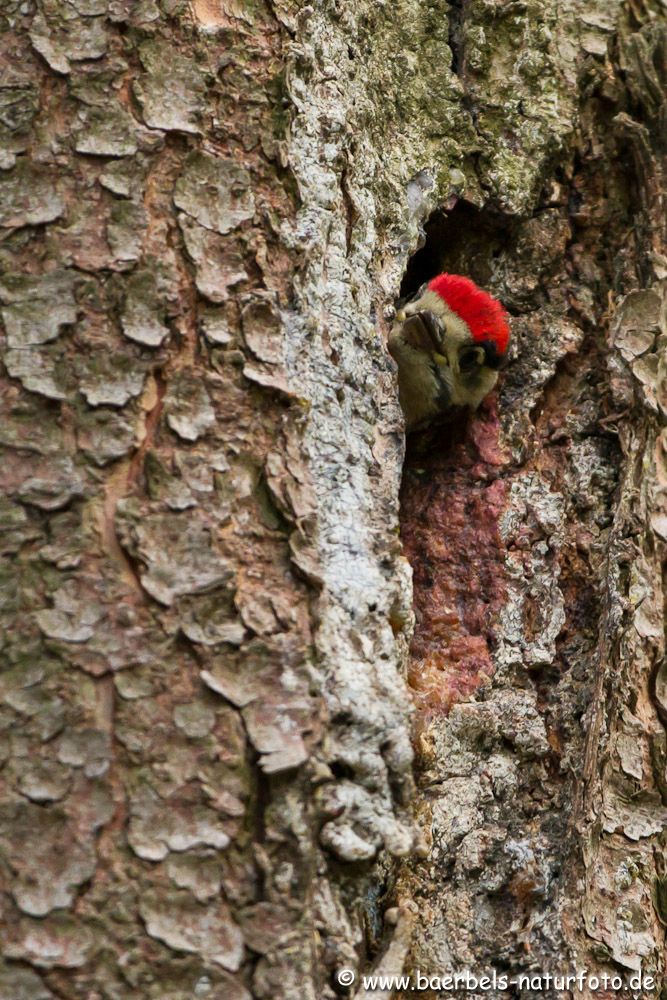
[0,0,665,998]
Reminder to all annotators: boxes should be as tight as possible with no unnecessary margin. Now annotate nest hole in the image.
[400,199,518,302]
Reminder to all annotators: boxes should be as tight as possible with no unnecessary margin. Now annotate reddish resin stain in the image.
[400,398,509,718]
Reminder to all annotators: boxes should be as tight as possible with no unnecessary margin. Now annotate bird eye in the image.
[459,347,484,372]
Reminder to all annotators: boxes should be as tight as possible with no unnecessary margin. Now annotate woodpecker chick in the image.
[388,273,510,431]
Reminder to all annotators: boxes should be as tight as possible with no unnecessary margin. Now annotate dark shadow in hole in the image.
[447,0,464,75]
[399,199,518,302]
[330,760,356,781]
[402,413,470,465]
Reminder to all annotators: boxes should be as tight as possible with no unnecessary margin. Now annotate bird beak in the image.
[400,310,444,353]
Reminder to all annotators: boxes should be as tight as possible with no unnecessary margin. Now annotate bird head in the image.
[388,273,510,431]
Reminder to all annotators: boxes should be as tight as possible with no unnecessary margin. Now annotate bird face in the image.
[388,279,508,432]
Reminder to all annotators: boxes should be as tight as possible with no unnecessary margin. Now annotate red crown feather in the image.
[428,273,510,355]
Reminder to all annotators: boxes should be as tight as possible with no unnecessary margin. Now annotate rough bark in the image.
[0,1,665,999]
